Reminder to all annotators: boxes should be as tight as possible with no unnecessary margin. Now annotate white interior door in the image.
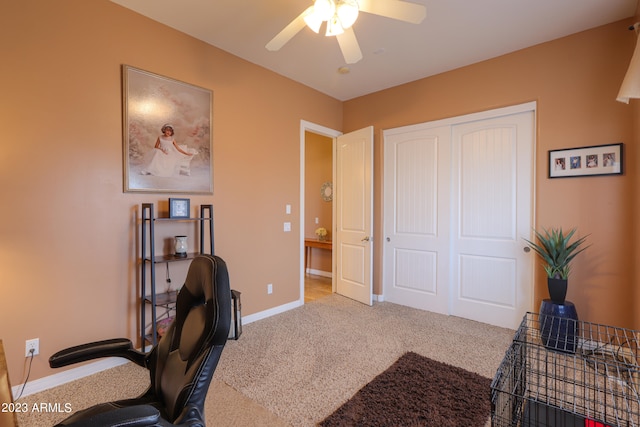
[450,111,534,329]
[383,126,450,314]
[335,126,374,305]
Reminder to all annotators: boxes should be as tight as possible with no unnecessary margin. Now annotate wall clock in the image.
[320,182,333,202]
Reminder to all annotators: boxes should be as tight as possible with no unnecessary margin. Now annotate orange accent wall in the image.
[344,20,639,331]
[1,1,342,384]
[1,0,639,387]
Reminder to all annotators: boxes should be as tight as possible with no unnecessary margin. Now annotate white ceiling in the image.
[111,0,638,101]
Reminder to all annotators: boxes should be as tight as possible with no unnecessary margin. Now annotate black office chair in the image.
[49,255,231,427]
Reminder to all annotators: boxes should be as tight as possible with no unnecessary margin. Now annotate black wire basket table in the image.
[491,312,639,427]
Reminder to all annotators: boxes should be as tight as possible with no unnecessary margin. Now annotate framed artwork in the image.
[122,65,213,193]
[169,198,191,219]
[548,143,623,178]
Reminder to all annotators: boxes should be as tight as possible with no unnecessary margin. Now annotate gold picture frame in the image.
[122,65,213,194]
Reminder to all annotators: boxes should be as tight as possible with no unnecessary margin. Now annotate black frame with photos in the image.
[548,143,623,178]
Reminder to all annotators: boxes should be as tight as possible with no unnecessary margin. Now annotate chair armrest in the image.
[49,338,146,368]
[62,404,163,427]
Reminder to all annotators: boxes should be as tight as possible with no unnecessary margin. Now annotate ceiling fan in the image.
[266,0,426,64]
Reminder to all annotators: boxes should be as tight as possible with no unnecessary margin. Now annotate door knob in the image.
[523,247,531,253]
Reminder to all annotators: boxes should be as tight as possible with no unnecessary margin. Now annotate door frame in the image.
[299,120,342,304]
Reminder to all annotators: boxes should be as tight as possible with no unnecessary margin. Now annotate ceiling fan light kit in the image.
[326,15,345,36]
[336,0,359,30]
[267,0,426,65]
[311,0,336,22]
[304,0,359,35]
[303,8,324,33]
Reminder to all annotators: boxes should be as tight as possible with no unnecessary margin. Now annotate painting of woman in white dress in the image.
[141,124,196,177]
[123,66,212,193]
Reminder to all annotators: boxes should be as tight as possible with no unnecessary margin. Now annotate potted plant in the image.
[524,227,590,304]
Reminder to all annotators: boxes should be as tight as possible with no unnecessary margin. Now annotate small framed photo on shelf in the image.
[549,143,623,178]
[169,198,190,218]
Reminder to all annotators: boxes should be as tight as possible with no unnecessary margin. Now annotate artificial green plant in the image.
[524,227,590,279]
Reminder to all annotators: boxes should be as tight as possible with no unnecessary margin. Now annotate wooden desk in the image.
[304,238,332,274]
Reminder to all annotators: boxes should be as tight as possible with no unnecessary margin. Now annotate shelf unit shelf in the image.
[146,253,201,263]
[140,203,214,347]
[143,290,178,306]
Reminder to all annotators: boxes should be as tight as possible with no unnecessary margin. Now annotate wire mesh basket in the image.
[491,312,640,427]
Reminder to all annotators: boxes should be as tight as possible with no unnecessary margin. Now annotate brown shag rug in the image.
[319,352,492,427]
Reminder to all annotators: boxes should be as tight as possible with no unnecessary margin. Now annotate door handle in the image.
[523,247,531,253]
[361,236,370,242]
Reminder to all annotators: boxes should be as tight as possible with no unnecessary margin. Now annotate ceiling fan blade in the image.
[266,6,313,51]
[336,27,363,64]
[358,0,426,24]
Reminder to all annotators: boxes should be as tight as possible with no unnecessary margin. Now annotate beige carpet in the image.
[16,294,515,426]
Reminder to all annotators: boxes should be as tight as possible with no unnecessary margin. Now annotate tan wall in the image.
[304,132,333,273]
[344,20,638,330]
[2,0,639,387]
[1,1,342,384]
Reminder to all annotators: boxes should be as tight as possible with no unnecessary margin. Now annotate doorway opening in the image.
[304,130,333,302]
[300,121,341,303]
[300,121,375,306]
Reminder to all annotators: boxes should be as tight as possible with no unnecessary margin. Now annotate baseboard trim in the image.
[305,268,332,278]
[12,299,304,398]
[13,294,380,398]
[242,299,303,325]
[12,357,130,398]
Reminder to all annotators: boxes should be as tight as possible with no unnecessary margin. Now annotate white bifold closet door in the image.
[383,105,535,329]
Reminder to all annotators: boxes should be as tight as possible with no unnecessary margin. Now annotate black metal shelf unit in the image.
[140,203,214,347]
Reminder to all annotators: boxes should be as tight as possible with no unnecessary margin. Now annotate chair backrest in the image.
[148,255,231,423]
[0,340,17,427]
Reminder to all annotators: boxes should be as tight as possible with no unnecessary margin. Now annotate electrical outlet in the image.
[267,283,273,294]
[25,338,39,357]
